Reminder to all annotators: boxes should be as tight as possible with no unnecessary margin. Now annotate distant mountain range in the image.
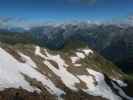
[1,22,133,73]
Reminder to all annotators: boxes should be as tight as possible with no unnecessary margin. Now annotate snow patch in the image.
[74,64,82,67]
[113,79,127,87]
[87,69,104,81]
[70,48,93,67]
[0,47,64,97]
[44,61,80,91]
[81,68,122,100]
[77,75,95,89]
[35,46,80,91]
[76,52,85,59]
[112,82,133,100]
[70,57,80,64]
[82,49,93,55]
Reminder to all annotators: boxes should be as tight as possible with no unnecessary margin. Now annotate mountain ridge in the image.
[0,42,132,100]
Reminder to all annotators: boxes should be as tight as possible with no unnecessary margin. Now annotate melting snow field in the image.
[0,46,132,100]
[35,46,80,91]
[70,48,93,67]
[0,47,64,97]
[35,46,133,100]
[86,68,122,100]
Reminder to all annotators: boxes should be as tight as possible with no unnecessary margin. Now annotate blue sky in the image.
[0,0,133,22]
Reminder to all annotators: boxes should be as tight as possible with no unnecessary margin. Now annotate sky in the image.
[0,0,133,22]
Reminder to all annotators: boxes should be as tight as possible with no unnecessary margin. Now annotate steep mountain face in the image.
[0,42,132,100]
[100,27,133,73]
